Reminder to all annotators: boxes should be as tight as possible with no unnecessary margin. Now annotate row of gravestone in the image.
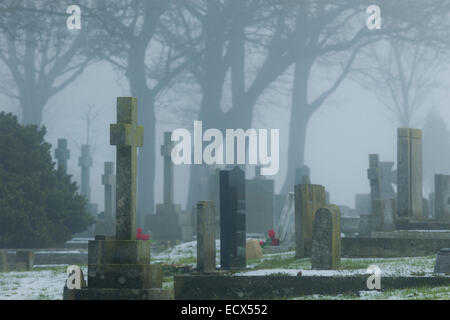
[356,128,450,236]
[57,131,279,242]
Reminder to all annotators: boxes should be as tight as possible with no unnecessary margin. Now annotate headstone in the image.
[16,250,33,271]
[110,97,143,239]
[95,162,116,236]
[311,205,341,270]
[65,97,171,300]
[146,132,183,241]
[368,154,383,231]
[0,250,8,272]
[294,183,326,257]
[220,166,246,270]
[397,128,424,219]
[246,166,274,234]
[196,201,216,273]
[434,174,450,221]
[246,240,263,260]
[55,138,70,173]
[434,248,450,273]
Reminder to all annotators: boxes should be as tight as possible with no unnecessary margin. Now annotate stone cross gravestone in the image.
[65,97,171,300]
[197,201,216,273]
[397,128,424,219]
[294,183,326,257]
[220,166,246,270]
[311,205,341,270]
[55,138,70,173]
[434,174,450,221]
[110,97,143,240]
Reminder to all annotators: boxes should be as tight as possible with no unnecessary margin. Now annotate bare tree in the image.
[353,40,446,128]
[84,0,193,222]
[280,0,450,194]
[0,1,93,125]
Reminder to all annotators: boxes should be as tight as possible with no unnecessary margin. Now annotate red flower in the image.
[136,228,150,241]
[268,229,276,239]
[259,240,265,247]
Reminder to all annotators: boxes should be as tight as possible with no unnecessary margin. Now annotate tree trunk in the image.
[21,98,44,126]
[280,60,314,195]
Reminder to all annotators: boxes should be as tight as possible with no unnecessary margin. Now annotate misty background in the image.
[1,0,450,218]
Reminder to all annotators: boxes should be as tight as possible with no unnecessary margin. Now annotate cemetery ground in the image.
[0,240,448,300]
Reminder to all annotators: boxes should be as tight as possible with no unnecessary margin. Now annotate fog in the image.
[1,1,450,215]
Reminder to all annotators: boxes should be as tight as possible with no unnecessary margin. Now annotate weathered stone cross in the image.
[110,97,143,240]
[55,138,70,173]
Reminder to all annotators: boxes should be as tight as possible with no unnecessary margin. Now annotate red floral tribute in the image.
[260,229,280,247]
[136,228,150,241]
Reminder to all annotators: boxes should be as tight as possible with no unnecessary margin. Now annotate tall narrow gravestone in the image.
[294,184,326,257]
[220,166,246,270]
[65,97,172,300]
[197,201,216,273]
[246,166,274,234]
[311,205,341,270]
[55,138,70,173]
[397,128,424,219]
[434,174,450,221]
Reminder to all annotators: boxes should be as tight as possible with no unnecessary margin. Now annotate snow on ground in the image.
[0,240,441,300]
[0,267,86,300]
